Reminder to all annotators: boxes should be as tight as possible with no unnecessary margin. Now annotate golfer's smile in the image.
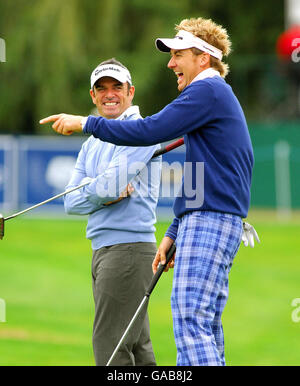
[168,48,204,91]
[102,100,120,116]
[91,76,134,119]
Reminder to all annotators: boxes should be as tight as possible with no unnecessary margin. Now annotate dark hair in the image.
[99,57,128,71]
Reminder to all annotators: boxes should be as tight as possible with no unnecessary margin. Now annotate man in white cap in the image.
[41,18,259,366]
[60,58,161,366]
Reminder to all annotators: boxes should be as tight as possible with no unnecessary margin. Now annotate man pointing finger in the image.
[41,17,255,366]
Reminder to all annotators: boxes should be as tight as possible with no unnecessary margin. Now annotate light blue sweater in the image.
[64,106,161,250]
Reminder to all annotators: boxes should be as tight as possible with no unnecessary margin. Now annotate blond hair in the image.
[175,17,232,78]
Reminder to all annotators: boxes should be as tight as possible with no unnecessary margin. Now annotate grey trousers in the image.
[92,242,157,366]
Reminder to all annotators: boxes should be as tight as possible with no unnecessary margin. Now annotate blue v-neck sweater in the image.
[83,76,254,238]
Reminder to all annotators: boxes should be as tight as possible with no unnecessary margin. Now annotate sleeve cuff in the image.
[80,116,88,131]
[165,217,179,241]
[82,116,93,134]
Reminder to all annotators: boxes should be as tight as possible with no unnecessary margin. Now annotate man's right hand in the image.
[152,236,176,274]
[40,113,84,135]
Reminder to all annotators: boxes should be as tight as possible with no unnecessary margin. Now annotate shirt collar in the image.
[191,67,221,84]
[117,105,140,121]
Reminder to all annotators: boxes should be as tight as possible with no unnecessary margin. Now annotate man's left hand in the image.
[40,113,84,135]
[103,183,135,206]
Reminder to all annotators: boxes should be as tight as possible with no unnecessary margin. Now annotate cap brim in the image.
[91,71,130,88]
[155,38,193,52]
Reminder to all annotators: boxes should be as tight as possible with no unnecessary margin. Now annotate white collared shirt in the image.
[82,105,140,130]
[191,68,221,84]
[117,105,140,121]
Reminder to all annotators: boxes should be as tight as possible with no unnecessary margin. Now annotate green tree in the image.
[0,0,285,134]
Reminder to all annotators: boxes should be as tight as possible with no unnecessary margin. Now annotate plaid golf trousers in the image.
[171,211,243,366]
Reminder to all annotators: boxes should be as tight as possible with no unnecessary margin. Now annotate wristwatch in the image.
[81,117,88,131]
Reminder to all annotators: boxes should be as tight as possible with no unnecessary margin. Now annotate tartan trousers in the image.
[171,211,243,366]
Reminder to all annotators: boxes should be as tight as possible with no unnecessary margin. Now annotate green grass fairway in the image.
[0,212,300,366]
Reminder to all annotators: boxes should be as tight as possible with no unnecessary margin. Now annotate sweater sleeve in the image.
[64,142,103,215]
[81,144,159,206]
[84,82,215,146]
[165,217,179,241]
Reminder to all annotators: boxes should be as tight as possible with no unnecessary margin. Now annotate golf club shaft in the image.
[106,243,176,366]
[4,138,184,222]
[106,296,148,367]
[4,181,91,221]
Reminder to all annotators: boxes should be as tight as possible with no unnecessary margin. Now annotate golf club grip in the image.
[146,243,176,297]
[151,138,184,158]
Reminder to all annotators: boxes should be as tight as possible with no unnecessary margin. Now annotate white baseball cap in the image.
[90,63,132,89]
[155,30,223,60]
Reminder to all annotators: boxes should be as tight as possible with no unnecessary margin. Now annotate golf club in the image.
[0,138,184,240]
[106,242,176,366]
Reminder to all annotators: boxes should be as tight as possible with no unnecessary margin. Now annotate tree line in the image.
[0,0,284,134]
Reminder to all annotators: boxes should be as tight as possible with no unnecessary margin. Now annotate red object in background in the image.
[276,25,300,61]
